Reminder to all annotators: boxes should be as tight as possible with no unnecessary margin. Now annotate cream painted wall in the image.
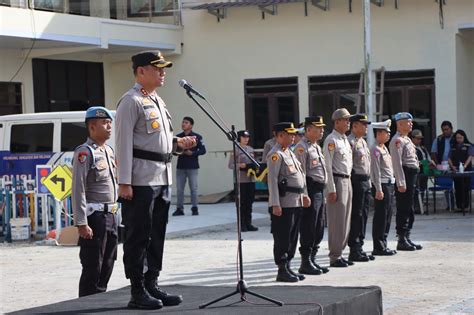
[153,0,474,194]
[455,32,474,139]
[1,0,473,196]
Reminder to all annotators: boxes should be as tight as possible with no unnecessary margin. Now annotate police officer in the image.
[115,51,196,310]
[370,120,397,256]
[262,133,277,162]
[267,122,311,282]
[228,130,258,232]
[347,114,374,262]
[72,106,118,297]
[389,112,422,251]
[323,108,354,268]
[294,116,329,275]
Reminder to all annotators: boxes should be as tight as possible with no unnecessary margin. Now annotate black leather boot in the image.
[406,232,423,250]
[144,277,183,306]
[128,278,163,310]
[348,250,370,262]
[298,255,322,275]
[191,206,199,216]
[276,262,298,282]
[286,261,305,280]
[396,234,416,251]
[172,208,184,216]
[310,249,329,273]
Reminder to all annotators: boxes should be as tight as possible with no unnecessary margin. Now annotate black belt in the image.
[133,148,172,163]
[285,186,305,194]
[352,174,370,181]
[306,177,326,191]
[333,173,351,179]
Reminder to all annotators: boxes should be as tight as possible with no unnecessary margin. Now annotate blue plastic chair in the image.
[428,177,454,213]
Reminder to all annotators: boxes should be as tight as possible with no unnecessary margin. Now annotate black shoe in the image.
[310,251,330,273]
[287,262,305,280]
[172,208,184,216]
[406,239,423,250]
[276,263,299,282]
[397,240,416,251]
[240,225,248,232]
[246,224,259,232]
[145,279,183,306]
[128,279,163,310]
[372,248,396,256]
[313,263,330,274]
[341,257,354,265]
[348,252,370,262]
[360,251,375,261]
[405,232,422,250]
[191,206,199,216]
[298,256,322,275]
[330,259,348,268]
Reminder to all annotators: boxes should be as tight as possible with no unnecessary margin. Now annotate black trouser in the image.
[240,182,255,228]
[348,175,371,253]
[299,179,325,256]
[79,211,118,297]
[372,183,394,251]
[270,207,301,265]
[122,186,170,280]
[395,167,418,236]
[454,175,471,209]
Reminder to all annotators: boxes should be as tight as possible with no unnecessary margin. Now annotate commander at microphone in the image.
[115,51,196,310]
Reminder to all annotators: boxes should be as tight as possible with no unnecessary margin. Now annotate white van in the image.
[0,111,115,181]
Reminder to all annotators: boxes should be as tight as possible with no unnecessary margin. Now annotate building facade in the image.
[1,0,473,195]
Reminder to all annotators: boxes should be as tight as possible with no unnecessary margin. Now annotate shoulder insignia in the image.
[297,147,305,155]
[328,143,335,151]
[78,151,88,164]
[271,153,279,162]
[395,139,401,148]
[140,88,148,96]
[374,149,380,157]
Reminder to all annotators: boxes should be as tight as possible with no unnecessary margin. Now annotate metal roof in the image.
[192,0,305,10]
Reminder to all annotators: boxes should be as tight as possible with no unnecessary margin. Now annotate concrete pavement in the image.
[1,201,473,314]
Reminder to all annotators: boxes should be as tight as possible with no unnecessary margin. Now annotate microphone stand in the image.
[183,90,283,309]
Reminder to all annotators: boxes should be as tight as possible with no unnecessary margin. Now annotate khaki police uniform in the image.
[72,137,118,297]
[370,142,395,253]
[347,133,371,258]
[116,82,181,282]
[267,143,306,267]
[228,144,257,230]
[294,136,327,261]
[323,129,353,263]
[389,131,419,238]
[262,137,277,162]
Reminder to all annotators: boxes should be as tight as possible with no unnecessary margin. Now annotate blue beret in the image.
[85,106,114,121]
[393,112,413,121]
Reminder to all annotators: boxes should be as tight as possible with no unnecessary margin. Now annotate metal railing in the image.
[0,0,182,26]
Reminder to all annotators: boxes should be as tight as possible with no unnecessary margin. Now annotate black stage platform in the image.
[11,285,382,314]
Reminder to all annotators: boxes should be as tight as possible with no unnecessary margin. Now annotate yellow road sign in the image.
[42,165,73,201]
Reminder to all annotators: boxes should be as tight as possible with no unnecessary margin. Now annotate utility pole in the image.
[363,0,375,145]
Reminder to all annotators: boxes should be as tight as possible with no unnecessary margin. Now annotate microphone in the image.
[179,79,206,99]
